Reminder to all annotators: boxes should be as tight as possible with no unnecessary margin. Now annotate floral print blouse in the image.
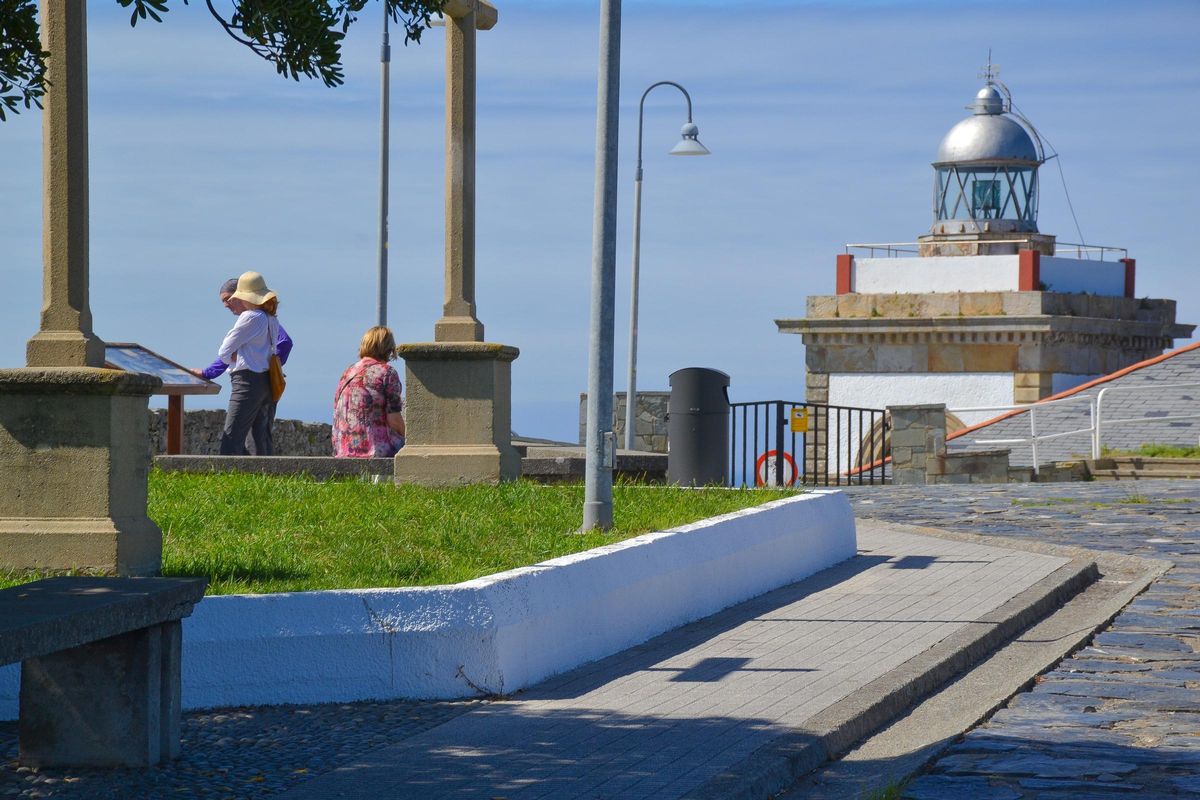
[332,357,405,458]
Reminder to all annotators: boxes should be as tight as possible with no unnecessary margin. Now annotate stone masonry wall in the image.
[148,409,333,456]
[889,403,1009,484]
[578,392,669,453]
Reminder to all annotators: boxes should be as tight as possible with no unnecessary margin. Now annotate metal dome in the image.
[934,85,1040,166]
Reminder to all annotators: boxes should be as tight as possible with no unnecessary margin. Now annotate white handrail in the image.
[949,394,1095,476]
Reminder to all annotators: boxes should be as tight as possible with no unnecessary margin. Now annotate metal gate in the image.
[729,400,888,487]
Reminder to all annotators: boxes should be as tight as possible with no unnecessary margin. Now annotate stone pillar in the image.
[889,403,947,485]
[398,1,516,486]
[433,0,497,343]
[0,369,163,575]
[26,0,105,368]
[1014,371,1054,404]
[394,343,520,485]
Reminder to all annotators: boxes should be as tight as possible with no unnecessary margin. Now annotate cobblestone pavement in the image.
[0,699,478,799]
[841,479,1200,800]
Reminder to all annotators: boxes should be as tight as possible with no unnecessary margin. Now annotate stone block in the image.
[960,292,1003,316]
[0,368,162,576]
[927,344,964,372]
[961,345,1019,372]
[874,294,916,318]
[806,295,838,318]
[1002,292,1041,316]
[889,429,927,449]
[893,467,926,485]
[837,294,874,318]
[19,621,183,767]
[877,345,926,372]
[891,445,913,467]
[395,343,520,485]
[827,344,878,372]
[918,293,961,317]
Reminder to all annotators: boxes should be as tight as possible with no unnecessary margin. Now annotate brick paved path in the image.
[840,480,1200,799]
[274,526,1065,799]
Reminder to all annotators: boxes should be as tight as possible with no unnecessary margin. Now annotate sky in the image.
[1,0,1198,444]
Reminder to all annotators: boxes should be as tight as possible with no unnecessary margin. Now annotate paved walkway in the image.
[1,523,1069,799]
[838,480,1200,800]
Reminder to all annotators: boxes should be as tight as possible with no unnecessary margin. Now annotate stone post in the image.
[396,0,519,486]
[26,0,105,368]
[888,404,947,485]
[433,0,497,343]
[394,343,520,485]
[1,3,162,576]
[0,369,163,575]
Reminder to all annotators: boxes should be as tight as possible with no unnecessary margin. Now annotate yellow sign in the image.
[790,407,809,433]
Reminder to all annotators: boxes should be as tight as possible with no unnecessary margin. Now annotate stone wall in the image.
[577,392,669,453]
[890,403,1010,485]
[148,409,333,457]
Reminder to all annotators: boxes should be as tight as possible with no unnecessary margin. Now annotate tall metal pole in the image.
[582,0,623,531]
[624,82,697,451]
[377,4,392,327]
[624,167,643,451]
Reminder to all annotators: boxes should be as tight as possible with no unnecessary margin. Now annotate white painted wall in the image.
[855,255,1019,293]
[827,373,1014,467]
[1039,257,1125,296]
[0,492,855,717]
[830,372,1014,427]
[853,255,1126,297]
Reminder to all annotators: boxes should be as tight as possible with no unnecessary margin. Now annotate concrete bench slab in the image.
[0,577,206,768]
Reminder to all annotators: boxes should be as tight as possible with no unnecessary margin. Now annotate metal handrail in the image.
[948,382,1200,472]
[1094,382,1200,458]
[844,241,1128,261]
[950,394,1095,475]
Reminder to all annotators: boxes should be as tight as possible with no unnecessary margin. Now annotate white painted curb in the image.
[0,491,855,716]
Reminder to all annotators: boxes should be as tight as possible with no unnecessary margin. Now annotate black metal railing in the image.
[729,400,888,487]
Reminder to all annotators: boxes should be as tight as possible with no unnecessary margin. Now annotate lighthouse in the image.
[776,65,1193,464]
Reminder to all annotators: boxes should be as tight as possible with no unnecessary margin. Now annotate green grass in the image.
[1105,443,1200,459]
[1,472,795,595]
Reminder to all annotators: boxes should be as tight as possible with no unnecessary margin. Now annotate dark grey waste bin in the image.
[667,367,730,486]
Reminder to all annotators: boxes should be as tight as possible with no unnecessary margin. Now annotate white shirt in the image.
[218,309,278,373]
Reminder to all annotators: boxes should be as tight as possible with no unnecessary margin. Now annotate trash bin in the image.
[667,367,730,486]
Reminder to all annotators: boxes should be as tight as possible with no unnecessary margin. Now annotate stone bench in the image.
[0,576,206,767]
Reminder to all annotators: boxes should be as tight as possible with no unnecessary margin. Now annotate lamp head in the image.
[670,122,711,156]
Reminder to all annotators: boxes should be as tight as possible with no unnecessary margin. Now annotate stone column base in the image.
[394,342,520,487]
[0,368,163,576]
[394,444,520,486]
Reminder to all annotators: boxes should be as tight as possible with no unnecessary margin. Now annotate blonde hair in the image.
[251,297,279,316]
[359,326,397,361]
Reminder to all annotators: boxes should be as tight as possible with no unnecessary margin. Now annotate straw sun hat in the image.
[230,271,277,305]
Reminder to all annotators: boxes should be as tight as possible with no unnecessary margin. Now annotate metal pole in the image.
[624,81,695,452]
[624,172,642,451]
[377,5,392,327]
[582,0,622,531]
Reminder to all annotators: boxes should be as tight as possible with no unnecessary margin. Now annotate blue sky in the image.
[1,0,1198,443]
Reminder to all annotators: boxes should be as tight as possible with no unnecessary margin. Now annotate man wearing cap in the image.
[198,273,291,455]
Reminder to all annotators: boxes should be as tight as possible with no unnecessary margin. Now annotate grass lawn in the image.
[2,472,795,595]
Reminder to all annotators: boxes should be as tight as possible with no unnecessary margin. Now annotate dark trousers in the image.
[220,371,273,456]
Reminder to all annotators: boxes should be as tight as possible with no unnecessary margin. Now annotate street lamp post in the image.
[582,0,623,532]
[377,5,392,327]
[624,82,710,451]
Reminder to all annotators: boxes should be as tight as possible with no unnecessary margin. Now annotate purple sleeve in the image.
[385,366,404,414]
[276,323,293,365]
[200,358,228,381]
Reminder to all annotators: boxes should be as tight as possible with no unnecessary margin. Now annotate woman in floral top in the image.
[333,326,406,457]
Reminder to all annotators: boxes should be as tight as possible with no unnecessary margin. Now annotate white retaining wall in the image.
[0,491,855,716]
